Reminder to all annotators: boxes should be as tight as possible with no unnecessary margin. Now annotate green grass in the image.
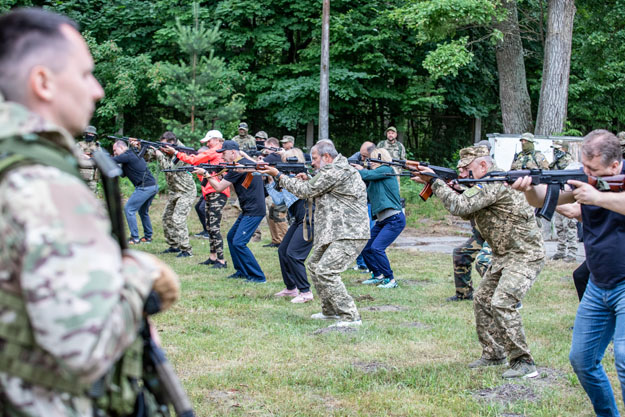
[126,192,613,417]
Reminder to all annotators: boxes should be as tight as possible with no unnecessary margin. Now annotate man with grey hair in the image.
[0,7,179,415]
[259,140,370,327]
[412,145,545,379]
[513,130,625,415]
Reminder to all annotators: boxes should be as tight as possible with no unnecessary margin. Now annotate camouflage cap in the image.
[520,132,534,142]
[254,131,268,140]
[551,140,563,149]
[280,135,294,143]
[385,126,397,133]
[84,125,97,135]
[457,145,490,168]
[238,122,249,131]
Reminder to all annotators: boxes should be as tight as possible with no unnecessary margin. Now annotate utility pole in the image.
[318,0,330,140]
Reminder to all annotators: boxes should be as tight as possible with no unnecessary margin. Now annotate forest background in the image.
[1,0,622,165]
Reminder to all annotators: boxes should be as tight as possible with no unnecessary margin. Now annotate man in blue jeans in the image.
[514,130,625,416]
[201,140,266,282]
[112,140,158,244]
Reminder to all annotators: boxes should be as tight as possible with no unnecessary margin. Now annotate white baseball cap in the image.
[200,129,223,143]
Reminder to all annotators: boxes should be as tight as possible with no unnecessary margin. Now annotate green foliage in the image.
[423,37,474,79]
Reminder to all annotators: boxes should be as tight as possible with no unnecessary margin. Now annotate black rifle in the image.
[109,135,198,155]
[163,161,310,176]
[92,150,196,417]
[368,158,458,201]
[456,168,625,221]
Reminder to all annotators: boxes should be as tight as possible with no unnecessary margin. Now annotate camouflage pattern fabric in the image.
[76,140,101,192]
[431,165,545,364]
[146,147,196,252]
[206,192,227,260]
[307,239,367,321]
[376,139,406,175]
[510,150,550,170]
[474,258,544,363]
[278,154,370,246]
[549,151,573,170]
[0,99,158,416]
[231,134,256,151]
[553,212,578,258]
[452,227,492,296]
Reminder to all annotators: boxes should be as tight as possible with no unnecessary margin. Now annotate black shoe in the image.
[227,272,245,279]
[193,231,209,239]
[446,293,473,302]
[263,243,280,248]
[161,247,181,254]
[199,258,216,265]
[176,251,193,258]
[211,261,227,269]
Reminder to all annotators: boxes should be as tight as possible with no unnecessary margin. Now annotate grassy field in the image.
[126,186,616,417]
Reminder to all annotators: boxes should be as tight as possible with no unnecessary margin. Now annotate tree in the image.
[151,2,244,141]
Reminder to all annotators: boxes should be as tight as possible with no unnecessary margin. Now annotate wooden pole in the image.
[318,0,330,140]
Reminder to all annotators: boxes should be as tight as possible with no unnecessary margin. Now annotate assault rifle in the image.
[108,135,198,155]
[456,168,625,221]
[368,158,458,201]
[241,143,283,157]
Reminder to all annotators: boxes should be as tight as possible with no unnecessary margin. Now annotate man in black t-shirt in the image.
[514,130,625,416]
[200,140,267,282]
[112,140,158,244]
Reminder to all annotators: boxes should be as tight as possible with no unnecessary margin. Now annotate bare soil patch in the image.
[352,360,391,373]
[360,305,408,312]
[473,383,539,405]
[354,294,375,302]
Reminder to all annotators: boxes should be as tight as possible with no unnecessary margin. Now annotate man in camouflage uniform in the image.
[447,226,492,301]
[231,122,256,150]
[377,126,406,175]
[139,131,196,258]
[75,125,101,192]
[259,140,370,327]
[412,145,545,379]
[510,132,550,170]
[549,141,578,261]
[0,8,180,416]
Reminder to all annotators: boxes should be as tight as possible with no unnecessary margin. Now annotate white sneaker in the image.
[311,312,339,320]
[328,320,362,328]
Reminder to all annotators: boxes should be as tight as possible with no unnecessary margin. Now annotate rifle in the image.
[108,135,198,155]
[456,168,625,221]
[368,158,458,201]
[92,150,195,417]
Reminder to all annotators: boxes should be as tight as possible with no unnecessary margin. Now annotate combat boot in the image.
[468,356,507,369]
[550,252,565,261]
[502,360,538,379]
[446,292,473,302]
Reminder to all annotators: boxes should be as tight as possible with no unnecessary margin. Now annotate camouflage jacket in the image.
[278,154,369,246]
[510,150,550,170]
[431,166,545,267]
[76,140,100,169]
[0,98,158,416]
[231,134,256,151]
[549,152,573,170]
[376,139,406,174]
[144,144,195,195]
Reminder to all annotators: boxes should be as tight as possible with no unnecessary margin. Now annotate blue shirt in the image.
[582,164,625,289]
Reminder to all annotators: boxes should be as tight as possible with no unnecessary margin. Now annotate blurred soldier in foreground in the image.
[76,124,101,192]
[510,132,549,170]
[259,140,369,327]
[411,146,545,379]
[0,8,179,415]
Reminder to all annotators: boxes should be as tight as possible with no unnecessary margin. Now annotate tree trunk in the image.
[494,0,533,134]
[318,0,330,140]
[306,120,314,149]
[535,0,576,135]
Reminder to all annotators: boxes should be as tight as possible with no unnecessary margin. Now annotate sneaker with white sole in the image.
[328,319,362,328]
[377,279,398,288]
[274,288,299,297]
[501,360,538,379]
[468,356,507,369]
[291,292,314,303]
[311,312,339,320]
[362,276,384,285]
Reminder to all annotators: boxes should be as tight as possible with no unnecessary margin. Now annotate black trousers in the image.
[278,221,313,292]
[195,196,207,232]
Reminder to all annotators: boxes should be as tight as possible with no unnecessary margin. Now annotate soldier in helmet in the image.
[254,130,268,150]
[231,122,256,150]
[510,132,550,170]
[76,124,101,192]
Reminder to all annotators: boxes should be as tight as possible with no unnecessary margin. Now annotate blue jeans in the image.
[362,212,405,279]
[570,278,625,417]
[227,214,266,281]
[124,185,158,240]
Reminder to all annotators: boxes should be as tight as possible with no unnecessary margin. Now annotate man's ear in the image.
[28,65,55,102]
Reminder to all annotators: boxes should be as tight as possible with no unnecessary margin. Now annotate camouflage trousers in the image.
[308,239,367,321]
[554,212,578,258]
[206,192,227,260]
[453,229,492,296]
[474,257,544,363]
[162,191,194,252]
[266,196,288,244]
[79,168,99,193]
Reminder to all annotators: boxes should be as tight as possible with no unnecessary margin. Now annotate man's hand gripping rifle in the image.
[108,135,198,155]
